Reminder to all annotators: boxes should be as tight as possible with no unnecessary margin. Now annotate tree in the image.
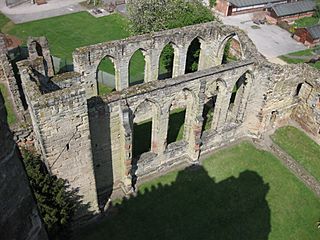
[22,150,78,239]
[127,0,215,73]
[127,0,214,35]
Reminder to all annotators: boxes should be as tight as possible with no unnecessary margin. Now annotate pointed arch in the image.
[158,42,177,80]
[202,79,228,132]
[185,37,202,74]
[129,48,146,86]
[227,71,253,123]
[96,55,116,95]
[217,33,243,64]
[132,99,160,158]
[167,88,196,145]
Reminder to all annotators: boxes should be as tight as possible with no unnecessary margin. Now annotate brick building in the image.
[294,24,320,46]
[269,0,316,22]
[215,0,286,16]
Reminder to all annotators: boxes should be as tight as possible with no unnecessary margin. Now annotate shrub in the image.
[22,150,78,239]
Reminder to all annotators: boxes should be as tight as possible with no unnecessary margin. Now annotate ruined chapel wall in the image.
[27,36,55,77]
[18,61,99,213]
[88,60,256,196]
[22,21,320,210]
[73,21,259,99]
[256,63,320,135]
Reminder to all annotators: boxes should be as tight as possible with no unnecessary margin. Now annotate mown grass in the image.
[2,12,147,82]
[0,13,10,30]
[287,46,320,57]
[0,83,16,125]
[279,46,320,70]
[4,12,129,63]
[75,142,320,240]
[97,82,114,95]
[279,56,305,64]
[294,16,319,28]
[272,126,320,182]
[167,108,186,144]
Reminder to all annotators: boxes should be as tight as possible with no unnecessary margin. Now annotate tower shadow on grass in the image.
[78,166,271,240]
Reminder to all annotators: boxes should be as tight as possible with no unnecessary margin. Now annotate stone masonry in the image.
[16,21,320,213]
[0,34,26,121]
[0,88,48,239]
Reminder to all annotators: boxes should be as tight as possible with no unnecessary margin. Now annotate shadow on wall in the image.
[88,97,114,211]
[77,166,271,240]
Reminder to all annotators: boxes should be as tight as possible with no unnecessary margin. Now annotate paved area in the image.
[221,13,306,59]
[0,0,85,23]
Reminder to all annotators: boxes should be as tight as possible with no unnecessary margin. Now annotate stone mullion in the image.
[217,90,233,129]
[230,85,245,122]
[119,105,133,192]
[118,59,129,90]
[144,49,160,82]
[198,41,216,71]
[172,46,187,78]
[187,87,205,161]
[211,93,223,130]
[236,77,252,122]
[150,110,160,154]
[158,107,170,163]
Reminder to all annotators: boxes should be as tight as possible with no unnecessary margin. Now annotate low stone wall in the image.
[0,34,26,122]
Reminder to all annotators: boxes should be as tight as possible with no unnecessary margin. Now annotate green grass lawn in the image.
[287,46,320,57]
[167,108,186,144]
[3,12,147,83]
[279,46,320,70]
[4,12,129,63]
[0,83,16,125]
[272,126,320,182]
[133,119,152,158]
[294,16,319,28]
[97,82,114,95]
[75,142,320,240]
[0,13,10,30]
[279,56,305,64]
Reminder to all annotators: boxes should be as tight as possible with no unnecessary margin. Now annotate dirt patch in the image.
[4,34,22,50]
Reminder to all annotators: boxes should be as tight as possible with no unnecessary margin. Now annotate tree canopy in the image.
[127,0,215,35]
[22,150,78,239]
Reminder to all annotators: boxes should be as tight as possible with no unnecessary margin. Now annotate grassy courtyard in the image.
[75,142,320,240]
[3,12,129,63]
[272,126,320,182]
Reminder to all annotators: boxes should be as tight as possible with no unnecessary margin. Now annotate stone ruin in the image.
[1,21,319,219]
[0,81,48,239]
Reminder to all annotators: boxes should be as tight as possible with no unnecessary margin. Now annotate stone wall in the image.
[18,60,99,214]
[73,21,258,98]
[27,37,55,77]
[0,34,26,122]
[0,88,48,239]
[18,21,320,213]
